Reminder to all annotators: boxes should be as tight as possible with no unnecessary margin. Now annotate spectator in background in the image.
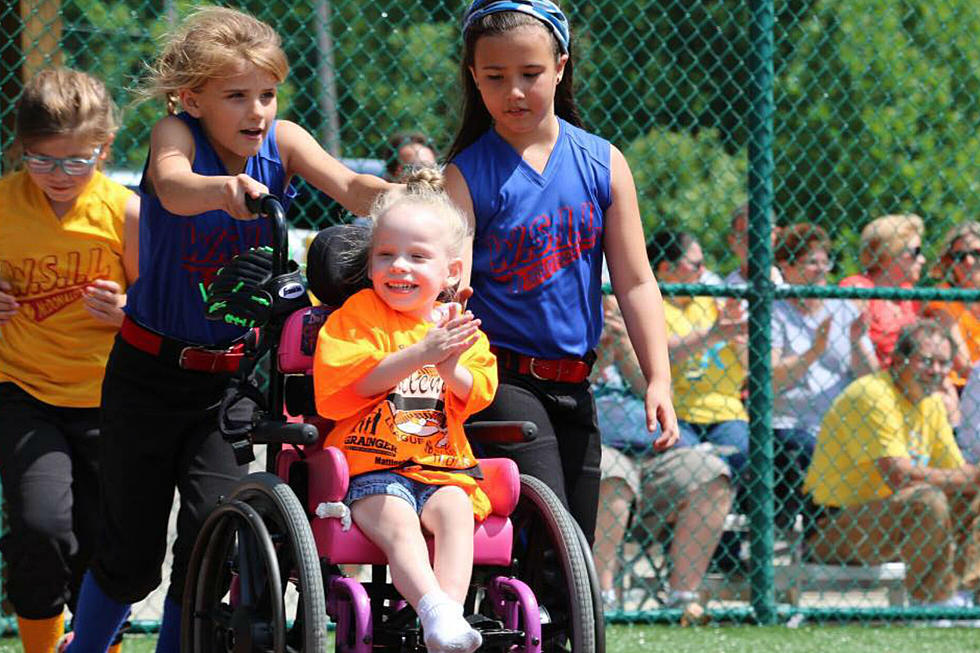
[723,203,784,288]
[384,131,438,182]
[648,230,749,481]
[594,295,733,612]
[957,362,980,464]
[840,214,925,367]
[804,319,980,608]
[925,221,980,388]
[770,224,877,524]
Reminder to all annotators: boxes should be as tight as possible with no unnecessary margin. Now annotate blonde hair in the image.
[338,168,471,298]
[12,67,119,162]
[142,6,288,114]
[859,213,924,273]
[370,167,471,257]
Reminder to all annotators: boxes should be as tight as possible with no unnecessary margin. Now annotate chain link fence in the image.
[4,0,980,630]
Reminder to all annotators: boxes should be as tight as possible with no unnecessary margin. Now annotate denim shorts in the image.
[344,470,440,515]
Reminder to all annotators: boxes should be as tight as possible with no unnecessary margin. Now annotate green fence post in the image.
[747,0,777,625]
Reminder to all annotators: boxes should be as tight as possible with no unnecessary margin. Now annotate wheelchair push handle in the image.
[245,193,288,277]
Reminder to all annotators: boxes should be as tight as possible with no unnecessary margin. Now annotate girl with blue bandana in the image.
[446,0,679,544]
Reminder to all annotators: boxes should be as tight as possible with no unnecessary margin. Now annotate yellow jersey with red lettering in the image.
[0,170,132,407]
[313,289,498,520]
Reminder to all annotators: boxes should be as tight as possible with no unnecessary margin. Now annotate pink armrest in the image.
[307,446,350,504]
[478,458,520,517]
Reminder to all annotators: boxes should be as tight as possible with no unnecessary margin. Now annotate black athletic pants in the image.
[0,382,101,619]
[91,337,246,604]
[472,371,602,545]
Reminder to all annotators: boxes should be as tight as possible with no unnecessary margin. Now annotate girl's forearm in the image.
[346,173,394,216]
[437,362,474,402]
[154,170,229,216]
[353,345,426,397]
[615,280,672,387]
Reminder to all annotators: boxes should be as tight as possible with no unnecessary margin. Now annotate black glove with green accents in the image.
[205,246,275,329]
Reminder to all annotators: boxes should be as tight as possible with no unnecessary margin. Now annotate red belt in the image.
[120,317,245,374]
[491,346,595,384]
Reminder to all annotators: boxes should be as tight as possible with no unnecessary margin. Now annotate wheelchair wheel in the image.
[509,474,597,653]
[182,472,328,652]
[571,517,606,652]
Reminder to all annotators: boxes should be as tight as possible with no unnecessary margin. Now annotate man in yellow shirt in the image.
[805,319,980,605]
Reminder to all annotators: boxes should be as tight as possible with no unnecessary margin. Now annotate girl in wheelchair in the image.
[313,168,497,653]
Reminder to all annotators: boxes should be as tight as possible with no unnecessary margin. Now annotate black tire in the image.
[509,474,597,653]
[183,472,328,652]
[571,517,606,653]
[182,498,285,652]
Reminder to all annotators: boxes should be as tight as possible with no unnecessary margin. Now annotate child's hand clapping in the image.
[420,302,481,371]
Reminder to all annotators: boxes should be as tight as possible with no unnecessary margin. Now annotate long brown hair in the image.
[446,10,582,162]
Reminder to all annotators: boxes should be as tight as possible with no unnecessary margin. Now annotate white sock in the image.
[417,590,482,653]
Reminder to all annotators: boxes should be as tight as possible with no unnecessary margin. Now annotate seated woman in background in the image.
[924,221,980,388]
[839,214,925,367]
[647,230,749,482]
[770,224,878,522]
[593,294,733,612]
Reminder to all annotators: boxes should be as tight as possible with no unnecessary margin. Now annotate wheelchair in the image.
[180,196,604,652]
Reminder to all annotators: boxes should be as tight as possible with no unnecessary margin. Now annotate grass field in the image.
[3,625,978,653]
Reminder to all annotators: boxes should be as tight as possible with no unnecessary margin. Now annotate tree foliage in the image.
[773,0,980,267]
[626,127,746,271]
[9,0,980,259]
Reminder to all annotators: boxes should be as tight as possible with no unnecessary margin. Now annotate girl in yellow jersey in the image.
[0,67,139,653]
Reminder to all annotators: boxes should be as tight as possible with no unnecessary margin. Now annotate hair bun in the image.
[404,166,444,193]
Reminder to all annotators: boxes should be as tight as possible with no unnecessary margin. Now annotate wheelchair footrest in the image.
[466,614,526,650]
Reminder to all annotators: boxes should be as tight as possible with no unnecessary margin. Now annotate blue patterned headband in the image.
[462,0,570,53]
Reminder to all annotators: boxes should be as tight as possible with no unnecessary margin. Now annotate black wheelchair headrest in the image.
[305,223,372,308]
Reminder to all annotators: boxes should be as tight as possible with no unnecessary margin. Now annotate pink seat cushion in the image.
[276,447,519,566]
[315,513,513,566]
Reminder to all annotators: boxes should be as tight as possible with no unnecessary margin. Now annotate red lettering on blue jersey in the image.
[485,202,600,293]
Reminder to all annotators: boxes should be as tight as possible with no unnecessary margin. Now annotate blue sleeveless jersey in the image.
[453,119,611,359]
[126,113,295,345]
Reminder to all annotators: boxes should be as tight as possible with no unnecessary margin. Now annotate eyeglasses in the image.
[22,145,102,176]
[912,353,953,371]
[951,249,980,263]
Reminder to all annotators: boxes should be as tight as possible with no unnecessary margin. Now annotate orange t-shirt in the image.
[313,289,498,519]
[927,285,980,385]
